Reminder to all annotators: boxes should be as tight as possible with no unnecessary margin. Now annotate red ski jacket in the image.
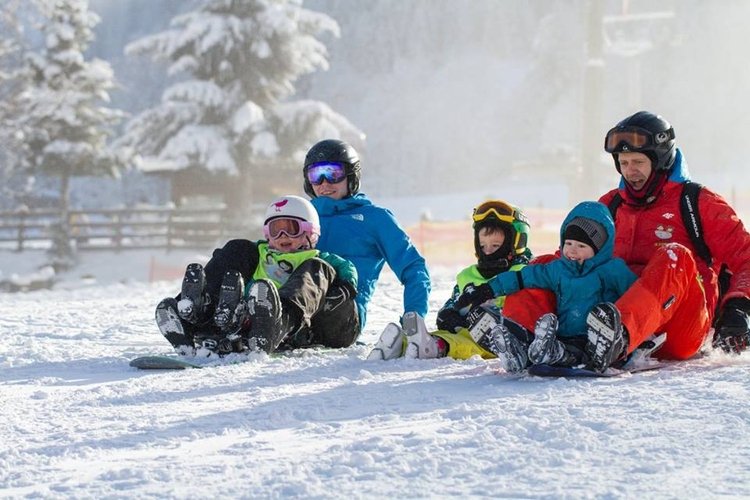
[599,152,750,323]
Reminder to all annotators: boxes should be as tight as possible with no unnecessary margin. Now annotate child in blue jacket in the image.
[302,139,431,330]
[455,201,637,372]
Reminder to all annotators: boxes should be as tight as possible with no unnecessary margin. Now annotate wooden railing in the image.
[0,206,250,252]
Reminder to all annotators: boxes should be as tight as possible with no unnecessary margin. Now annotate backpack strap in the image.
[679,181,713,266]
[607,192,623,220]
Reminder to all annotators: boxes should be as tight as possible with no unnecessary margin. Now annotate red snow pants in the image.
[616,244,710,360]
[503,288,557,333]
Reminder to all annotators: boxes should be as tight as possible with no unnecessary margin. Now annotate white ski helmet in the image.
[263,195,321,244]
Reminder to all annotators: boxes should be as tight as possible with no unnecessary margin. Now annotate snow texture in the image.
[1,259,749,498]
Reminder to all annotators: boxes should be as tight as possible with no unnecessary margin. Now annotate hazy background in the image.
[84,0,750,218]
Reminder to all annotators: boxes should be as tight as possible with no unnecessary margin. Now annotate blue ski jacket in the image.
[312,193,431,327]
[488,201,637,337]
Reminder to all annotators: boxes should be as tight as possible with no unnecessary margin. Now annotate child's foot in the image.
[156,297,194,355]
[486,323,529,373]
[245,279,282,353]
[585,302,629,372]
[403,312,440,359]
[367,323,405,360]
[213,270,246,333]
[177,263,211,324]
[528,313,565,365]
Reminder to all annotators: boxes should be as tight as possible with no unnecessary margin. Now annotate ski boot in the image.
[155,297,195,356]
[466,306,501,343]
[177,263,211,324]
[196,334,237,356]
[403,312,440,359]
[204,270,247,354]
[585,302,629,372]
[245,279,283,353]
[485,321,531,373]
[367,323,405,360]
[528,313,581,367]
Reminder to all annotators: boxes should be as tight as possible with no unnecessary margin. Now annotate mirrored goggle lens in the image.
[473,201,516,224]
[305,162,347,185]
[266,218,305,238]
[604,128,651,152]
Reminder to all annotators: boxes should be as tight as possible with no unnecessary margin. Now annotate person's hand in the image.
[436,308,465,332]
[713,298,750,354]
[455,283,494,311]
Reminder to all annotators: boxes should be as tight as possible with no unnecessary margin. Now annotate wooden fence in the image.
[0,206,247,252]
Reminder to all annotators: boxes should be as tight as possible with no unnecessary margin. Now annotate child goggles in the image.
[305,161,348,185]
[604,126,675,153]
[472,201,520,225]
[264,217,313,239]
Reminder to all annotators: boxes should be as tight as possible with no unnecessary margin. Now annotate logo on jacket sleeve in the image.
[351,214,364,221]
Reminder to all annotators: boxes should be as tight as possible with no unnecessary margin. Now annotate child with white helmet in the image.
[155,195,360,356]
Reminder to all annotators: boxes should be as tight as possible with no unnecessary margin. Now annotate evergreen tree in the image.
[118,0,362,212]
[0,1,28,183]
[17,0,126,217]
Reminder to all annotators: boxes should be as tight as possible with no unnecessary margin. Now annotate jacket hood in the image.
[311,193,373,216]
[559,201,616,270]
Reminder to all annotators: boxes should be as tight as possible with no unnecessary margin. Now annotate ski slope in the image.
[2,267,749,498]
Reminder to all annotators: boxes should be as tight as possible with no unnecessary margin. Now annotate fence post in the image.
[16,208,28,252]
[167,209,173,252]
[113,211,122,252]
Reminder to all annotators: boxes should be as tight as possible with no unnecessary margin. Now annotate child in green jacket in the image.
[156,195,360,356]
[368,199,534,361]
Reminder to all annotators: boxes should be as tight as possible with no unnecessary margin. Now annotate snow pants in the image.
[615,244,710,360]
[277,258,361,349]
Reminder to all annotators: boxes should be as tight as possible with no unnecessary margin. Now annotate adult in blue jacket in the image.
[302,139,431,329]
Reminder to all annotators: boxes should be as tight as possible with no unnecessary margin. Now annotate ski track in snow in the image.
[1,269,750,498]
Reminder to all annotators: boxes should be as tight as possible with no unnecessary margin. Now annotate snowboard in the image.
[130,343,361,370]
[130,355,204,370]
[527,361,665,378]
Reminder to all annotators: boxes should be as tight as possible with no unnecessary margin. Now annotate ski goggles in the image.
[305,161,348,185]
[604,126,675,153]
[264,217,313,239]
[472,200,521,225]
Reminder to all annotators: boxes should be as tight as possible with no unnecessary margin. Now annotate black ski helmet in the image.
[303,139,361,198]
[605,111,677,172]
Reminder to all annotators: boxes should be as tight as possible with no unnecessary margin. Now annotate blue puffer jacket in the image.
[312,193,431,327]
[489,201,637,337]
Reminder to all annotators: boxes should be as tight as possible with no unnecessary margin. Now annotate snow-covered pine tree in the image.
[15,0,127,266]
[118,0,362,214]
[0,1,28,185]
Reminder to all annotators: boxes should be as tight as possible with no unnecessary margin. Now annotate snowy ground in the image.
[2,252,750,498]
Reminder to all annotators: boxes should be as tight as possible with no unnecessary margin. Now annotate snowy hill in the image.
[2,265,749,498]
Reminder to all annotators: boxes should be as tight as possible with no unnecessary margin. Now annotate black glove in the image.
[713,297,750,354]
[436,308,466,332]
[455,283,495,311]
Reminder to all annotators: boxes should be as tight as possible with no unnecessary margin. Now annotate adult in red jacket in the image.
[585,111,750,371]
